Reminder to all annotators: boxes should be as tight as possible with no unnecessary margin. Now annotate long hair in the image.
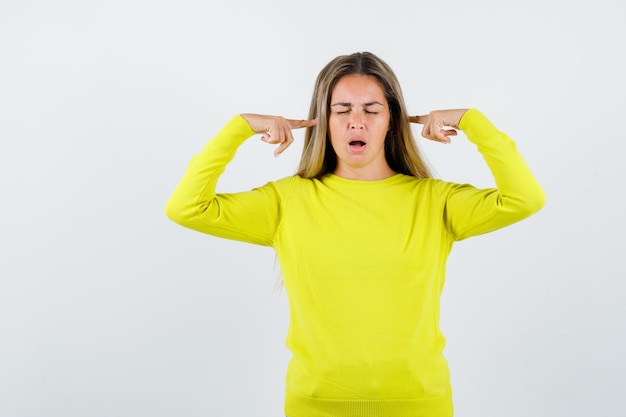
[296,52,432,179]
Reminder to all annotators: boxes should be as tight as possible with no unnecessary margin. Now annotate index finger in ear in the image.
[408,115,428,125]
[287,118,317,129]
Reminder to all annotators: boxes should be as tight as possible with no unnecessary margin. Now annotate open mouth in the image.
[349,140,366,149]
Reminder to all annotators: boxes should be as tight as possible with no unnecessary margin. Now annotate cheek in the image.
[328,133,341,153]
[327,132,343,155]
[380,113,391,128]
[379,117,392,134]
[372,117,390,132]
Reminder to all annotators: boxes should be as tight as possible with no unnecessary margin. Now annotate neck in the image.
[333,165,397,181]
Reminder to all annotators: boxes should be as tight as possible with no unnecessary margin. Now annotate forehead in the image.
[331,74,386,102]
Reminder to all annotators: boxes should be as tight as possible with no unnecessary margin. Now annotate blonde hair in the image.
[296,52,432,179]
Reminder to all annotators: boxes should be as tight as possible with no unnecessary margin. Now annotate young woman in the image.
[165,51,545,417]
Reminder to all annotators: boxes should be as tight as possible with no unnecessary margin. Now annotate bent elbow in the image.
[165,196,217,231]
[531,187,547,213]
[511,186,547,219]
[164,197,189,226]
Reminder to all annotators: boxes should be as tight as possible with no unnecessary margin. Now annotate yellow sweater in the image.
[165,109,545,417]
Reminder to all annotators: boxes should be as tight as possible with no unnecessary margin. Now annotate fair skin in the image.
[241,76,467,178]
[328,74,394,180]
[239,114,317,157]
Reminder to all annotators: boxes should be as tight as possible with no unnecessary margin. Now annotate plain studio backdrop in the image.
[1,1,624,416]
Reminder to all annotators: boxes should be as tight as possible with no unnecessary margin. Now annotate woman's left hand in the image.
[409,109,469,144]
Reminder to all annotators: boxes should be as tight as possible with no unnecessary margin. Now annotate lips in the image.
[348,140,367,154]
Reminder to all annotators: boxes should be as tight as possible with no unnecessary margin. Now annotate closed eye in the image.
[334,109,379,115]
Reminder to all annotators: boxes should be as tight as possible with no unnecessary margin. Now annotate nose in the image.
[350,114,364,129]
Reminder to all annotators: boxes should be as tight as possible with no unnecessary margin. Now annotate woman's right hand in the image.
[240,114,317,157]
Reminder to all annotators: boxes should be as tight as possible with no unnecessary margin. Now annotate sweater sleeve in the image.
[164,115,284,246]
[442,109,546,241]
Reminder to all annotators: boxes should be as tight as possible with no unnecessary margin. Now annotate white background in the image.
[1,1,624,416]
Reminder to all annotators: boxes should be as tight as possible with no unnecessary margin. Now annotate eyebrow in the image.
[331,101,384,107]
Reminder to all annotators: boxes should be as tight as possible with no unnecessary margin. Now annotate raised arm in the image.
[411,109,546,240]
[165,115,315,245]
